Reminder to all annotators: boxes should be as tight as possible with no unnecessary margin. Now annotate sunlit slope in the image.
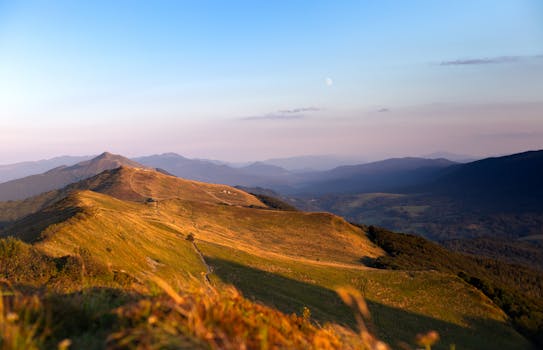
[0,152,143,201]
[0,166,265,226]
[30,189,382,275]
[158,199,383,265]
[199,241,532,350]
[72,166,265,206]
[33,191,207,282]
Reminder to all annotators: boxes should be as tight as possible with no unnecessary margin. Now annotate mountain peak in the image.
[78,152,143,170]
[0,152,145,201]
[96,151,115,159]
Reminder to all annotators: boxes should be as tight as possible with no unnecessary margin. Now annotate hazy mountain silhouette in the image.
[134,153,295,188]
[291,158,456,195]
[419,150,543,211]
[0,155,94,183]
[260,155,366,172]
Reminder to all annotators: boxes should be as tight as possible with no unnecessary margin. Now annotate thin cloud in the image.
[278,107,320,114]
[241,107,320,121]
[377,108,390,113]
[241,114,306,121]
[440,54,542,66]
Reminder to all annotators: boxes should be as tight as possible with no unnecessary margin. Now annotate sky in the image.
[0,0,542,163]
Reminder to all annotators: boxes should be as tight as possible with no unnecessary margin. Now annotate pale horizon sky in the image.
[1,0,542,163]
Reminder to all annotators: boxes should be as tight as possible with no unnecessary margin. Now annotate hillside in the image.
[0,164,265,228]
[0,166,533,349]
[364,225,543,346]
[0,152,143,201]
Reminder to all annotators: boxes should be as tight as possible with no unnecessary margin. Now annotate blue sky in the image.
[0,0,542,162]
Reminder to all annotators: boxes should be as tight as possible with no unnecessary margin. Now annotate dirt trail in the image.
[192,241,213,285]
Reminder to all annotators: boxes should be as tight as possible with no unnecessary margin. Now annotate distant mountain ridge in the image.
[0,152,144,201]
[2,150,541,208]
[134,153,296,190]
[290,157,456,195]
[0,155,93,183]
[134,153,461,195]
[419,150,543,211]
[294,149,543,241]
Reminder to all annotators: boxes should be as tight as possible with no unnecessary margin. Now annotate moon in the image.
[325,77,333,86]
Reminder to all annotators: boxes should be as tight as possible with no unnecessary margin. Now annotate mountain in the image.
[134,154,463,196]
[238,162,291,177]
[291,157,456,195]
[291,150,543,241]
[261,155,366,172]
[0,163,531,349]
[0,155,94,183]
[422,151,478,163]
[420,150,543,211]
[0,152,143,201]
[134,153,295,189]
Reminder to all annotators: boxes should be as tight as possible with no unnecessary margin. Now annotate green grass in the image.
[199,241,532,350]
[35,192,207,284]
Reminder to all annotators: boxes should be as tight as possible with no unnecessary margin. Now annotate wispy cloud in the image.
[278,107,320,114]
[377,108,390,113]
[440,54,542,66]
[241,107,321,121]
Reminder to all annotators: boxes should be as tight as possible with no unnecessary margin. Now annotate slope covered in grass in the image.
[365,225,543,347]
[29,191,207,283]
[198,241,531,350]
[0,166,266,235]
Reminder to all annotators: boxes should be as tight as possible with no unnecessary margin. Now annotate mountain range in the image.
[1,155,536,349]
[0,152,463,200]
[2,149,542,221]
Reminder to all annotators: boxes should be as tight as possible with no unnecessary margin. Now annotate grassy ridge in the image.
[32,192,207,283]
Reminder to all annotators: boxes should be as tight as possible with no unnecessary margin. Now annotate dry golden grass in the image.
[108,277,389,350]
[73,167,265,207]
[32,190,382,282]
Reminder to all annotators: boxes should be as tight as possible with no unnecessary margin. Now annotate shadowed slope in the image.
[199,244,532,350]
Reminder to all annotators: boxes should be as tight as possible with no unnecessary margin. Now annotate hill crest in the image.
[0,152,145,201]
